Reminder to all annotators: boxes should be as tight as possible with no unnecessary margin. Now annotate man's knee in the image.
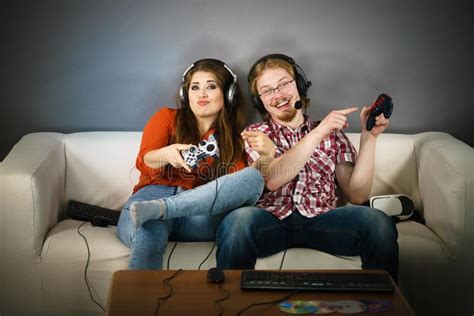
[353,206,398,239]
[217,207,260,240]
[216,207,266,268]
[369,211,399,251]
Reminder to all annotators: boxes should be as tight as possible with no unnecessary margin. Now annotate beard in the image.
[276,100,298,122]
[275,105,298,122]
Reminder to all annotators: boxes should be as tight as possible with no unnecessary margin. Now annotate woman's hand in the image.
[241,131,276,159]
[144,143,193,172]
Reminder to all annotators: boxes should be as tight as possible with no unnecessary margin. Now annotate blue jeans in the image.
[216,205,399,281]
[117,167,264,269]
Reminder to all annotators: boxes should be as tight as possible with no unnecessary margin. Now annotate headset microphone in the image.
[294,100,303,109]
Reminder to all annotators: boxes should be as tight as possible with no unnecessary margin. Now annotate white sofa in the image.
[0,131,473,316]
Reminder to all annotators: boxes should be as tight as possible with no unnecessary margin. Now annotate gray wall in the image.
[1,0,473,161]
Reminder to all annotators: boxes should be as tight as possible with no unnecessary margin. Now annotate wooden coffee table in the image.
[106,269,415,315]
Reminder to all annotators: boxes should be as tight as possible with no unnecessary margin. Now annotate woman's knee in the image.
[117,209,135,246]
[242,167,265,203]
[221,167,264,205]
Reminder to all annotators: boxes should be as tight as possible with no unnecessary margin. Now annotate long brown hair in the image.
[174,59,246,179]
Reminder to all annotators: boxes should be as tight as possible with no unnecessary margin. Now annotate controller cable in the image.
[165,241,178,270]
[77,221,106,312]
[198,242,216,270]
[279,249,288,270]
[154,268,183,316]
[214,281,231,316]
[197,175,220,270]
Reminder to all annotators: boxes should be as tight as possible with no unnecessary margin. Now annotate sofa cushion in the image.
[41,220,129,313]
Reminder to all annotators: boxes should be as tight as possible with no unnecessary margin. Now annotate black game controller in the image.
[181,135,219,169]
[366,93,393,131]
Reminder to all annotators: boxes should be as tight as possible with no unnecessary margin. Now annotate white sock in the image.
[130,200,165,228]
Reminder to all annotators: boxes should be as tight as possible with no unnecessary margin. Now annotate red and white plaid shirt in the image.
[244,116,357,220]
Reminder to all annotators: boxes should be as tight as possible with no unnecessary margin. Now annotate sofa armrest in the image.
[0,132,65,259]
[415,132,474,260]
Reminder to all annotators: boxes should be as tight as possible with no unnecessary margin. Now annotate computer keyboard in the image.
[241,271,395,292]
[67,200,121,226]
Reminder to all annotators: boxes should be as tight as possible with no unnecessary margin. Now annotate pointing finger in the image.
[337,107,359,115]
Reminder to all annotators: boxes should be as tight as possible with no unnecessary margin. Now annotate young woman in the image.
[117,59,264,269]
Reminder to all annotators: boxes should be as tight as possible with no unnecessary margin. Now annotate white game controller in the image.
[181,135,219,169]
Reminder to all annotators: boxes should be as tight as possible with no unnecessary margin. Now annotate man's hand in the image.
[241,131,276,158]
[315,107,359,139]
[360,105,390,137]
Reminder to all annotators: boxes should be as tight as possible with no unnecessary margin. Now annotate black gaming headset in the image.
[179,58,239,112]
[247,54,312,114]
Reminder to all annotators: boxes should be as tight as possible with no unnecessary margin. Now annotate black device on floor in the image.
[67,200,120,226]
[240,271,395,292]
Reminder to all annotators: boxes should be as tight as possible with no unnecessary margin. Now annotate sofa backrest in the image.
[63,132,421,211]
[64,132,141,210]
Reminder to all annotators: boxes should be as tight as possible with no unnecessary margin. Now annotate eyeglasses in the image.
[258,79,295,100]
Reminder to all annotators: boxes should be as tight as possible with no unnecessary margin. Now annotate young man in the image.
[215,54,399,281]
